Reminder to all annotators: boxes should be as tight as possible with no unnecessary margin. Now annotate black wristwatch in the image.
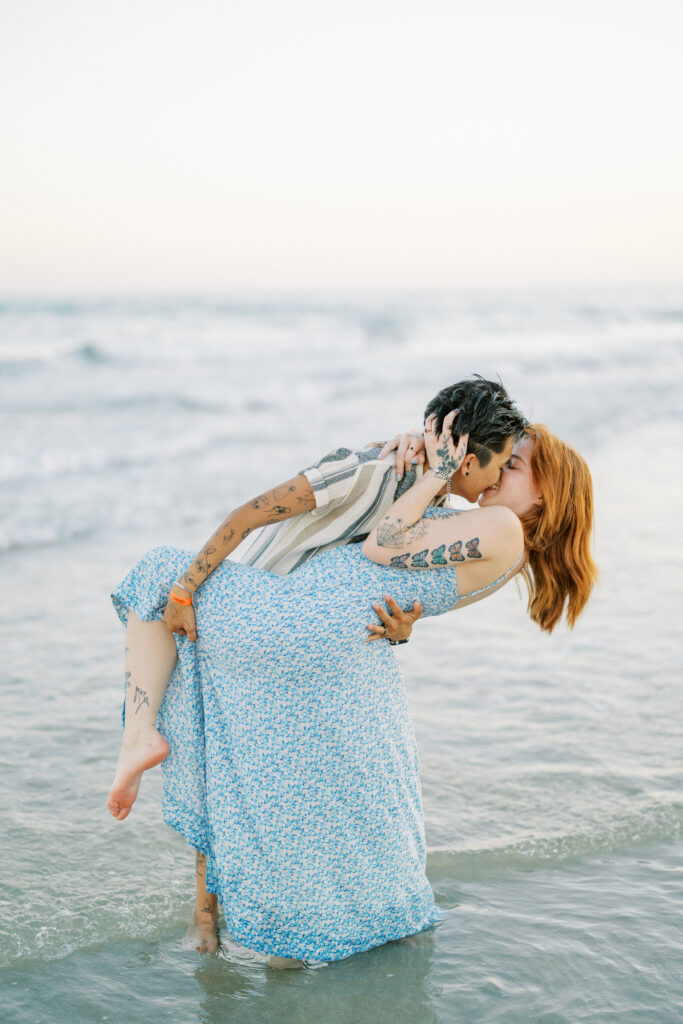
[387,638,409,645]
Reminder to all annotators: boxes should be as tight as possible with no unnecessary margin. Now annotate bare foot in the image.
[107,726,169,820]
[186,911,220,953]
[267,956,304,970]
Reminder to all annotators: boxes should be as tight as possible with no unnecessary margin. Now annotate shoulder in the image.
[445,504,523,565]
[481,503,522,534]
[476,505,524,562]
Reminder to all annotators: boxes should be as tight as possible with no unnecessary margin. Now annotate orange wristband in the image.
[170,587,193,606]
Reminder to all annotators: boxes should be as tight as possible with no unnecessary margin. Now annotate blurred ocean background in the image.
[1,288,682,1023]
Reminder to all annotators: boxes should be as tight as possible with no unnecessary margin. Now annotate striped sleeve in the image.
[299,446,376,513]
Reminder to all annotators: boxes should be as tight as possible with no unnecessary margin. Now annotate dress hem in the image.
[163,803,442,963]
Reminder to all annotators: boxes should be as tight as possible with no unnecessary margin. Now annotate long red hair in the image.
[518,424,598,633]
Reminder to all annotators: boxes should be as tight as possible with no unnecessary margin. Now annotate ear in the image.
[460,453,477,477]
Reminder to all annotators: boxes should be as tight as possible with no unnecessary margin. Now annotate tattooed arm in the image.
[362,408,469,563]
[362,410,523,585]
[362,492,522,576]
[174,475,315,594]
[162,474,315,639]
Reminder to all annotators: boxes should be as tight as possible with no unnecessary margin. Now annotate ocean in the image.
[1,289,682,1022]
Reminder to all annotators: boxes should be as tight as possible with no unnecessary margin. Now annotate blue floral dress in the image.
[111,507,469,962]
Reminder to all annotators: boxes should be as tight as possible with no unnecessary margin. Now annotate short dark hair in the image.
[423,376,528,467]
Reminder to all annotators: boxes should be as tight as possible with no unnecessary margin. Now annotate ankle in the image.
[122,721,159,744]
[195,897,218,921]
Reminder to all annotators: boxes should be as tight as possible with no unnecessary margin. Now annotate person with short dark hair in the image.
[423,374,529,468]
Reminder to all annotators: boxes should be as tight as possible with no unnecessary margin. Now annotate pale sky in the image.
[1,0,682,292]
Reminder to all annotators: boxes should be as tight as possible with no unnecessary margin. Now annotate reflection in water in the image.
[194,924,440,1024]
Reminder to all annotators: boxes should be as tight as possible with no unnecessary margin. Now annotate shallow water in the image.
[2,289,682,1021]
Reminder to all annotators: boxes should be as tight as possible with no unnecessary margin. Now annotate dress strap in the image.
[456,547,527,604]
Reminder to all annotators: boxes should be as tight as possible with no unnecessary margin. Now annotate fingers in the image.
[378,432,426,471]
[425,409,459,437]
[365,622,388,642]
[372,595,423,623]
[397,433,427,476]
[383,594,403,616]
[372,600,396,627]
[378,437,398,460]
[395,438,409,477]
[385,595,423,622]
[365,598,422,641]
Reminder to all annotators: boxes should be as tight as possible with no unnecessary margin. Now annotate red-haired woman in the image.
[476,422,598,632]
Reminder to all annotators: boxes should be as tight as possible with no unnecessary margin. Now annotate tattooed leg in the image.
[107,609,178,821]
[188,849,220,953]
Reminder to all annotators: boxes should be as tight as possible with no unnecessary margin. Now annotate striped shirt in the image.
[233,444,445,576]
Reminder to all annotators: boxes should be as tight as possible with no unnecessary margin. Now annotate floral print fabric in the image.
[111,507,466,961]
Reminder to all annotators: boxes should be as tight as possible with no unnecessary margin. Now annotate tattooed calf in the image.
[133,686,150,714]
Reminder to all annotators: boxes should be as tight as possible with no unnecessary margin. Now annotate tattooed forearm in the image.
[375,497,463,553]
[125,670,132,690]
[272,484,296,501]
[376,516,431,548]
[173,478,309,597]
[265,508,293,524]
[251,484,296,510]
[195,546,217,575]
[389,537,482,569]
